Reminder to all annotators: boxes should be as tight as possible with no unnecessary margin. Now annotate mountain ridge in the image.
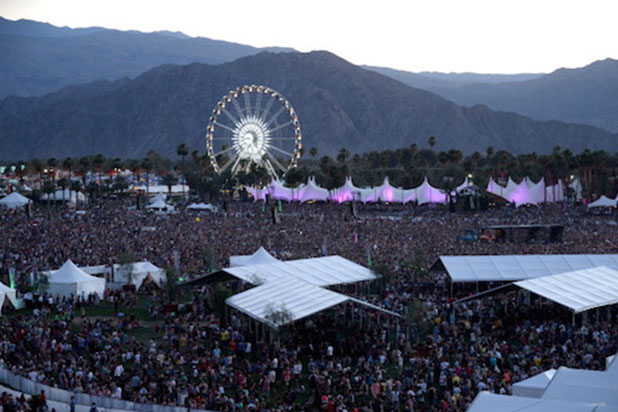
[0,51,615,160]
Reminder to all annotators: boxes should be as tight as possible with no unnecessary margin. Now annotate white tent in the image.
[146,199,174,211]
[466,391,601,412]
[513,369,557,398]
[0,192,31,209]
[48,259,106,299]
[0,281,17,313]
[186,202,218,211]
[226,277,350,328]
[296,177,329,203]
[436,254,618,283]
[588,195,617,208]
[41,190,87,204]
[226,276,399,328]
[150,193,167,203]
[222,255,377,286]
[136,184,188,194]
[113,261,166,289]
[514,266,618,313]
[229,247,280,267]
[403,178,448,205]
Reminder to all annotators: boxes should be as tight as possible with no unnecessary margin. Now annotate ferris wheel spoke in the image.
[214,121,237,133]
[260,95,275,121]
[269,145,294,157]
[213,145,236,157]
[255,92,263,114]
[264,106,286,128]
[266,151,287,172]
[222,108,239,125]
[219,154,238,173]
[233,98,244,118]
[263,159,278,176]
[243,92,252,117]
[268,120,293,133]
[267,137,296,140]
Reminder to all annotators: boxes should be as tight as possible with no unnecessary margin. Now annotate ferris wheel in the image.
[206,85,302,177]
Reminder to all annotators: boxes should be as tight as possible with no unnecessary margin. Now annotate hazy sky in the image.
[2,0,617,74]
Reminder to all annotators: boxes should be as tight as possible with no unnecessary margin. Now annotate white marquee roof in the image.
[588,195,617,208]
[229,247,280,267]
[513,369,557,398]
[437,254,618,282]
[226,277,349,328]
[0,192,31,208]
[515,266,618,313]
[222,255,377,286]
[467,391,601,412]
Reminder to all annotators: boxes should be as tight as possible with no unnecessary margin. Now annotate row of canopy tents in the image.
[40,259,166,299]
[247,177,474,205]
[467,353,618,411]
[0,192,31,209]
[486,177,570,206]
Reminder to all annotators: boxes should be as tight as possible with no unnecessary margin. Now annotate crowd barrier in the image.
[0,367,214,412]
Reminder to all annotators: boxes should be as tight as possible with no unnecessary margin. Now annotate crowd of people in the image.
[0,198,617,412]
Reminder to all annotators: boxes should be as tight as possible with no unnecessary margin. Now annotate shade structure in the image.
[588,195,617,208]
[146,199,174,211]
[436,254,618,283]
[222,255,377,286]
[40,190,86,203]
[150,193,167,203]
[0,281,17,314]
[403,178,448,205]
[226,277,349,328]
[112,261,166,289]
[134,184,188,194]
[514,266,618,313]
[486,177,566,206]
[513,369,557,398]
[229,247,280,267]
[466,391,601,412]
[48,259,106,299]
[0,192,31,209]
[186,202,218,211]
[295,176,329,203]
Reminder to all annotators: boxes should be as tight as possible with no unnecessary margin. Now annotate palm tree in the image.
[427,136,436,149]
[309,147,318,159]
[93,154,105,184]
[141,157,153,195]
[336,148,350,165]
[161,173,178,196]
[57,178,68,203]
[176,143,189,198]
[70,180,82,207]
[78,156,90,185]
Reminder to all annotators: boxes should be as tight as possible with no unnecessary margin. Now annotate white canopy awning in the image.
[226,276,399,328]
[515,266,618,313]
[467,391,601,412]
[229,247,280,267]
[0,192,31,209]
[48,259,106,298]
[226,277,349,328]
[222,255,377,286]
[513,369,557,398]
[588,195,617,208]
[436,254,618,282]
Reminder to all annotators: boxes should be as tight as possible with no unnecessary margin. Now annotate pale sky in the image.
[1,0,617,74]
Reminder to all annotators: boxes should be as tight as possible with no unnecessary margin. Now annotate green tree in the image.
[427,136,436,148]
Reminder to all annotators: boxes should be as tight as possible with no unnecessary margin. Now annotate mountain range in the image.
[368,59,618,133]
[0,17,293,97]
[1,50,616,160]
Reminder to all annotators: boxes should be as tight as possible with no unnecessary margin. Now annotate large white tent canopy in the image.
[112,261,166,289]
[514,266,618,313]
[48,259,106,299]
[229,247,280,267]
[0,281,17,313]
[468,355,618,411]
[41,190,87,203]
[226,277,349,328]
[588,195,617,208]
[512,369,557,398]
[222,255,377,286]
[0,192,31,209]
[226,276,399,328]
[436,254,618,283]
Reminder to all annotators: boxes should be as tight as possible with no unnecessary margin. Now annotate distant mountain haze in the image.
[0,17,294,97]
[369,59,618,133]
[0,51,615,160]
